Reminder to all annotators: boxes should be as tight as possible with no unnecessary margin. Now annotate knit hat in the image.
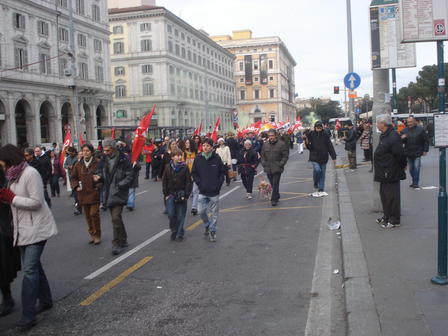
[218,138,225,143]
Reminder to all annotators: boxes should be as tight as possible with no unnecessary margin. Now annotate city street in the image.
[0,150,344,336]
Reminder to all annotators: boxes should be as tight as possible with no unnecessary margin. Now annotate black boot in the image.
[0,291,14,317]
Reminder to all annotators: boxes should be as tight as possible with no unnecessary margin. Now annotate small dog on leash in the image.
[258,179,272,200]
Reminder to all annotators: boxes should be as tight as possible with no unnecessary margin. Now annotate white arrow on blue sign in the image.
[344,72,361,90]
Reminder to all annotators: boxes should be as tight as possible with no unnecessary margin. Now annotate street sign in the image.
[356,107,361,114]
[400,0,448,42]
[434,114,448,148]
[370,2,416,69]
[344,72,361,90]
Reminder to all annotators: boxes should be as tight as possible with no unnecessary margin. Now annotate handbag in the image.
[172,190,187,203]
[228,170,237,179]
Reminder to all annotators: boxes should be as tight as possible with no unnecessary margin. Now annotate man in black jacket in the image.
[192,138,225,242]
[344,121,357,170]
[374,114,407,229]
[94,139,134,255]
[401,117,429,188]
[225,132,239,180]
[304,121,337,197]
[261,129,289,206]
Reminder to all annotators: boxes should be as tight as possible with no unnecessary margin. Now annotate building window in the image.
[269,76,274,81]
[193,53,197,63]
[269,60,274,69]
[142,64,153,74]
[59,57,68,76]
[174,29,179,37]
[94,39,102,53]
[115,85,126,97]
[254,77,259,82]
[58,27,69,42]
[187,50,191,61]
[39,53,51,74]
[78,62,88,79]
[140,23,151,32]
[58,0,68,8]
[143,82,154,96]
[78,33,87,48]
[181,47,186,58]
[169,65,174,75]
[14,46,28,69]
[113,42,124,54]
[13,13,26,30]
[168,41,173,52]
[240,90,245,100]
[254,89,260,99]
[167,24,172,33]
[92,4,100,22]
[95,65,104,82]
[253,60,259,70]
[75,0,85,15]
[181,32,185,40]
[170,84,175,95]
[239,62,243,71]
[37,20,49,36]
[239,78,244,83]
[175,44,180,56]
[269,89,275,98]
[113,26,123,34]
[141,39,152,52]
[114,66,125,76]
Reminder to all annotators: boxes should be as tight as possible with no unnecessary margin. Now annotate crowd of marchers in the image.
[0,113,430,331]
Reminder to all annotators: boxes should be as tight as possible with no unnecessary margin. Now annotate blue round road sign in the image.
[344,72,361,90]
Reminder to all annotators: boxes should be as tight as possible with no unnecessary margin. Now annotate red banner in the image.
[210,117,220,143]
[193,122,202,136]
[59,130,73,166]
[131,104,156,164]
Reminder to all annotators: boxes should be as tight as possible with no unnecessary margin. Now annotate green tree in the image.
[315,100,344,123]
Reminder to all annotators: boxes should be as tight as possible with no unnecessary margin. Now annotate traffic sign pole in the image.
[431,40,448,286]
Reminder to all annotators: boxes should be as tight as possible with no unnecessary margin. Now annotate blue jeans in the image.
[198,194,220,233]
[408,157,421,186]
[191,183,199,210]
[311,162,327,191]
[20,241,52,321]
[127,188,136,209]
[166,197,187,238]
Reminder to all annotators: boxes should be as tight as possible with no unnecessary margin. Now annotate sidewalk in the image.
[339,147,447,336]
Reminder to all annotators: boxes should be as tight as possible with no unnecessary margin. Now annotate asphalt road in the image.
[0,149,332,336]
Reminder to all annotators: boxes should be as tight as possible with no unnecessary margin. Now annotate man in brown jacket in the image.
[71,144,102,244]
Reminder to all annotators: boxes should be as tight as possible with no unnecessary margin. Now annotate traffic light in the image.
[334,86,340,94]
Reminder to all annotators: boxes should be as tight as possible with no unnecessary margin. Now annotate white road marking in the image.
[84,229,170,280]
[85,185,241,280]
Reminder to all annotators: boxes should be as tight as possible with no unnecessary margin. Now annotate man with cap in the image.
[261,129,289,206]
[303,121,337,197]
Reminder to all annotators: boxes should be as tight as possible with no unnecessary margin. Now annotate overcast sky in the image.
[157,0,439,102]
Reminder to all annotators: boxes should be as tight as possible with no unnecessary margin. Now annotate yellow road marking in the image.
[186,219,203,231]
[80,256,153,306]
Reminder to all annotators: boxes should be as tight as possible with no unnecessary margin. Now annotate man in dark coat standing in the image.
[344,120,357,170]
[94,139,134,255]
[401,117,429,188]
[261,129,289,206]
[374,114,407,229]
[304,121,337,197]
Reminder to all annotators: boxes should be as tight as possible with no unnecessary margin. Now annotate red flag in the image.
[193,122,202,136]
[59,130,73,166]
[79,133,86,146]
[111,128,115,139]
[335,119,342,130]
[131,104,156,164]
[210,117,220,143]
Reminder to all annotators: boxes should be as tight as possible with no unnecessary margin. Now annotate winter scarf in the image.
[6,161,28,182]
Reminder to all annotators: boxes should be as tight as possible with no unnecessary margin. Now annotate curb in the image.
[336,168,382,336]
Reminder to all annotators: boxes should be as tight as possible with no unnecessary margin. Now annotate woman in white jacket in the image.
[0,144,57,331]
[216,138,232,186]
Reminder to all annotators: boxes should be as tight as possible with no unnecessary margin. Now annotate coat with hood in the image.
[261,138,289,174]
[305,130,337,164]
[191,152,225,197]
[9,165,58,246]
[374,126,407,183]
[96,152,134,207]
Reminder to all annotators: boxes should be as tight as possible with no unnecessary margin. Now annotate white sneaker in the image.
[320,191,328,197]
[311,192,322,198]
[247,193,253,199]
[381,222,396,229]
